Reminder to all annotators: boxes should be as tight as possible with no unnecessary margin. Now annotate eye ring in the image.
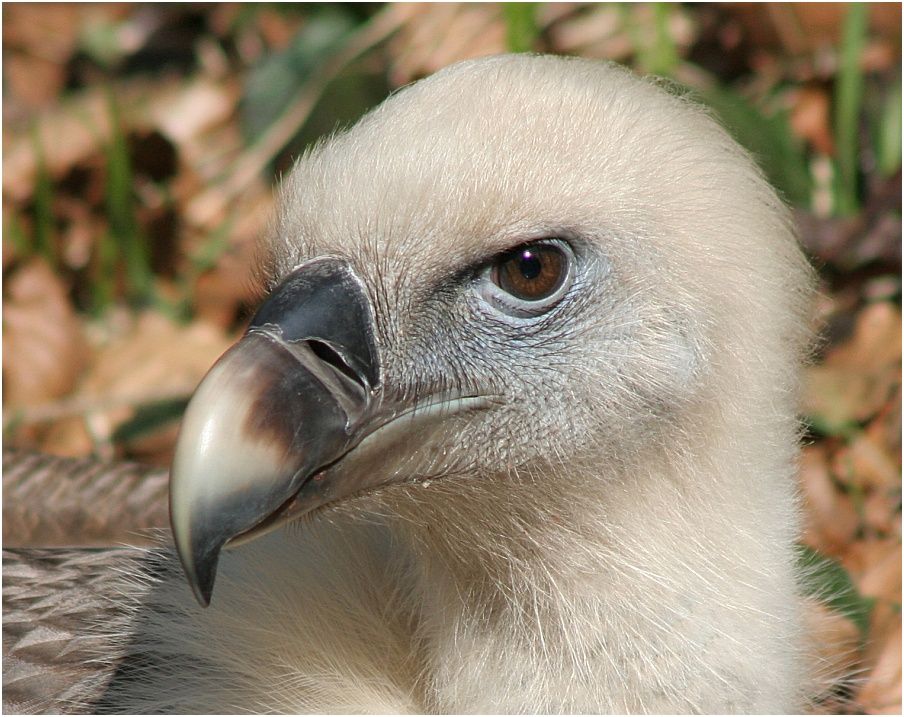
[479,239,574,318]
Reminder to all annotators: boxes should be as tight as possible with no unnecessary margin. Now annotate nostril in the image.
[307,340,367,390]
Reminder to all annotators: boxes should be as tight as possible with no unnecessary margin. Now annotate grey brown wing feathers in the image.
[3,449,168,548]
[3,547,148,714]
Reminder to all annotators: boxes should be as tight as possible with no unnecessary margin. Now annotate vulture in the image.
[3,54,817,713]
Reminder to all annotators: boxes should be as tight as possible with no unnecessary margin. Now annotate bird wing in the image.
[3,547,146,714]
[3,449,169,548]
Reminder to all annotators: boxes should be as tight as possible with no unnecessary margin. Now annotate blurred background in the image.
[2,3,900,712]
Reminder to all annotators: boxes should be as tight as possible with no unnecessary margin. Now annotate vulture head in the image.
[156,54,814,713]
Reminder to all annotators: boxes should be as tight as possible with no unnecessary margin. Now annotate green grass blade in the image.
[504,3,539,53]
[5,211,31,259]
[649,3,679,76]
[833,3,869,215]
[104,88,153,306]
[112,397,190,444]
[92,229,117,313]
[875,75,902,178]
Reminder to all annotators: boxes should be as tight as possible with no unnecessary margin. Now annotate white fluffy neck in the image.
[380,424,806,713]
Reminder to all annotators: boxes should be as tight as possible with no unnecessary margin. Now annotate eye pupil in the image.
[493,242,569,303]
[517,251,542,280]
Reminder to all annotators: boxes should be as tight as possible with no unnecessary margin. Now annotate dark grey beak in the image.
[170,258,380,606]
[171,257,495,606]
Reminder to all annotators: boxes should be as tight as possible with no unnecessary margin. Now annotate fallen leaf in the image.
[3,55,68,110]
[2,259,87,407]
[857,541,902,605]
[856,605,902,714]
[833,432,901,491]
[150,77,238,145]
[862,487,902,537]
[842,539,902,604]
[39,310,235,458]
[79,310,232,403]
[806,365,898,431]
[866,387,902,464]
[799,444,860,554]
[803,303,902,431]
[827,303,902,373]
[386,3,506,86]
[2,4,80,109]
[38,416,94,458]
[545,4,633,60]
[789,86,834,155]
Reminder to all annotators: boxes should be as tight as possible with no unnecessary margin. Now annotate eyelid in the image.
[478,237,572,275]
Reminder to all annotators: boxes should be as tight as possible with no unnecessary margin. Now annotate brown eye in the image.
[492,244,568,302]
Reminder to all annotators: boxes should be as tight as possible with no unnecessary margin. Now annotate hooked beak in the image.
[170,258,488,606]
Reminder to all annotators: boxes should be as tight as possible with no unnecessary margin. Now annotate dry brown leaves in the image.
[804,302,902,433]
[5,308,233,464]
[847,539,902,713]
[3,4,93,110]
[3,259,87,408]
[801,300,902,714]
[385,3,508,85]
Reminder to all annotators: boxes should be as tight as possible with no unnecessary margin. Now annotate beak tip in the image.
[194,582,213,608]
[173,530,220,608]
[185,553,217,608]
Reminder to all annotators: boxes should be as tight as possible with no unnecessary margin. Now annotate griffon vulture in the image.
[3,54,816,713]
